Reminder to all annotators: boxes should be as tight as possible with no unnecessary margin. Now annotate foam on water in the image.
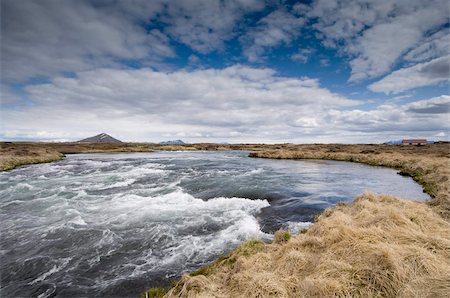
[104,178,136,189]
[31,257,72,285]
[0,151,430,297]
[286,221,313,235]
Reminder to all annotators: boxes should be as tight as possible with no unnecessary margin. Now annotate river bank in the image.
[163,143,450,298]
[2,142,448,216]
[1,141,449,297]
[166,192,450,298]
[249,143,450,219]
[0,142,265,171]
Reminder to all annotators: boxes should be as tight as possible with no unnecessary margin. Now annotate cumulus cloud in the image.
[406,95,450,114]
[1,1,448,143]
[404,28,450,63]
[1,0,264,82]
[1,0,175,82]
[307,0,449,81]
[291,48,315,63]
[242,9,305,62]
[159,0,264,54]
[369,56,450,94]
[1,66,362,142]
[2,65,447,143]
[326,95,450,138]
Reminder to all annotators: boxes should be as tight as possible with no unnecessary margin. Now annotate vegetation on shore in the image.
[0,142,265,171]
[168,193,450,297]
[0,144,64,171]
[164,143,450,297]
[2,141,449,297]
[248,143,450,219]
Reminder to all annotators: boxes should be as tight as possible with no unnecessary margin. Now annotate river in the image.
[0,151,429,297]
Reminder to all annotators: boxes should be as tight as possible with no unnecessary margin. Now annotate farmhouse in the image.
[402,139,427,145]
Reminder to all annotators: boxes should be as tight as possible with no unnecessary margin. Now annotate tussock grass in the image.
[0,142,154,171]
[164,144,450,297]
[166,193,450,298]
[274,229,292,244]
[2,142,449,297]
[0,144,64,171]
[142,287,166,298]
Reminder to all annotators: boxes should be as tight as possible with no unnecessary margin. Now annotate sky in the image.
[1,0,449,143]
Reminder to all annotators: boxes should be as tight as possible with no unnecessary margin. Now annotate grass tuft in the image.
[274,229,291,243]
[141,287,166,298]
[167,193,450,297]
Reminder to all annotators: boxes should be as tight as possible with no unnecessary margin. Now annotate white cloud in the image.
[319,58,330,67]
[405,95,450,114]
[2,66,448,143]
[308,0,449,81]
[434,131,446,138]
[326,95,450,139]
[1,0,264,82]
[291,48,315,63]
[1,0,174,82]
[242,9,305,62]
[404,28,450,62]
[160,0,265,54]
[369,56,450,94]
[1,1,448,143]
[1,65,362,142]
[188,55,200,64]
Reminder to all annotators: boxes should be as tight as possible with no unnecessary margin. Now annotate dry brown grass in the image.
[167,193,450,298]
[0,142,266,171]
[2,142,450,297]
[162,143,450,298]
[0,143,64,171]
[0,142,157,171]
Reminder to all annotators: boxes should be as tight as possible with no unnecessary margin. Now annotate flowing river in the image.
[0,151,429,297]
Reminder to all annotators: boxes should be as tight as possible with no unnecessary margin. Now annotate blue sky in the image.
[1,0,449,143]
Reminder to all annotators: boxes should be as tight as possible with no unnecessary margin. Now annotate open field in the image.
[1,142,449,297]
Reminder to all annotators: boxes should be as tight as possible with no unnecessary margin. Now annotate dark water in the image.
[0,151,428,297]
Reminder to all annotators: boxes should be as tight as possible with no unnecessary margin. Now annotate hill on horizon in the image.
[77,133,122,143]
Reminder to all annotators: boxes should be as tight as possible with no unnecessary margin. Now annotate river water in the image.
[0,151,429,297]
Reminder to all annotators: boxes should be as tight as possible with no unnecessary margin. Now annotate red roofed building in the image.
[402,139,427,145]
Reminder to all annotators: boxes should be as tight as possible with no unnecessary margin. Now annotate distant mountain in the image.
[383,139,437,145]
[159,140,185,145]
[78,133,122,143]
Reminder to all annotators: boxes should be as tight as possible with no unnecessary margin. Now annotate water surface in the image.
[0,151,428,297]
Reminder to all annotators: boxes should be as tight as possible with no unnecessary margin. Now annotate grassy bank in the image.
[0,142,157,171]
[2,142,450,296]
[163,143,450,298]
[168,193,450,297]
[0,144,65,171]
[248,144,450,219]
[0,142,265,172]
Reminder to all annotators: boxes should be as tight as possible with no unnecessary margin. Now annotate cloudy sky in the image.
[1,0,449,143]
